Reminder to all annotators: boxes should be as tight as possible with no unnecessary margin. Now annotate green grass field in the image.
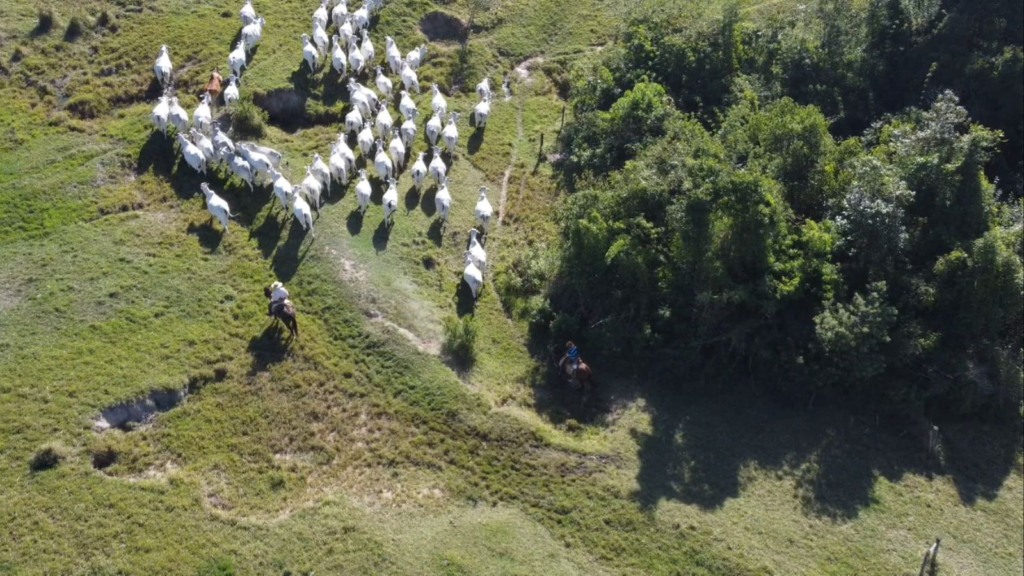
[0,1,1020,574]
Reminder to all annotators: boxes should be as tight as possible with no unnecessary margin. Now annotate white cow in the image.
[373,139,393,181]
[405,45,427,70]
[347,77,373,117]
[435,176,452,223]
[345,106,364,137]
[476,76,492,100]
[462,252,483,300]
[331,0,349,29]
[399,61,419,93]
[154,45,173,88]
[176,133,206,174]
[269,168,292,211]
[360,29,375,64]
[430,83,447,117]
[241,17,265,53]
[442,112,460,153]
[338,14,355,47]
[223,75,240,107]
[237,142,283,168]
[399,111,417,148]
[385,36,402,75]
[212,125,235,162]
[151,95,170,135]
[193,92,213,134]
[201,183,236,232]
[240,0,257,26]
[428,146,446,185]
[398,90,417,121]
[351,2,369,31]
[357,121,375,156]
[227,153,255,191]
[331,35,348,76]
[474,186,494,233]
[288,186,315,236]
[474,92,491,128]
[382,177,398,226]
[354,169,372,214]
[374,66,392,99]
[467,228,487,270]
[425,111,443,146]
[329,143,350,186]
[167,96,189,134]
[334,134,357,173]
[374,105,393,140]
[410,152,427,191]
[313,0,329,31]
[310,153,331,189]
[388,129,405,171]
[347,35,366,76]
[313,22,329,58]
[301,166,323,212]
[302,34,319,73]
[229,40,248,78]
[190,128,216,164]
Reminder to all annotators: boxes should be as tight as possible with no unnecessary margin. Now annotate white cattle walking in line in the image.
[354,169,372,214]
[154,45,173,88]
[410,152,427,191]
[442,112,460,153]
[241,17,265,53]
[310,153,331,190]
[301,165,324,213]
[405,45,427,70]
[227,153,255,191]
[193,92,213,134]
[200,183,236,232]
[434,176,452,224]
[223,75,240,107]
[269,167,292,211]
[373,139,394,181]
[288,186,316,236]
[151,95,170,135]
[388,129,406,171]
[176,132,207,174]
[190,128,216,164]
[168,96,189,134]
[229,40,248,78]
[425,111,443,146]
[382,177,399,227]
[474,186,494,233]
[428,146,447,185]
[462,252,484,300]
[240,0,257,26]
[400,110,418,148]
[302,34,319,73]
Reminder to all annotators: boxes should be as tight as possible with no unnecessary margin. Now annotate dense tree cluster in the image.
[526,0,1023,418]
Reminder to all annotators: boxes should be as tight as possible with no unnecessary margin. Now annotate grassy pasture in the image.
[0,0,1020,575]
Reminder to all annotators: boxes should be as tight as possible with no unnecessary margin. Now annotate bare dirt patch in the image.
[92,369,227,432]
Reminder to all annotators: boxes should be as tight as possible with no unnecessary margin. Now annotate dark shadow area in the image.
[420,185,437,217]
[454,278,476,318]
[525,349,611,428]
[250,208,285,259]
[427,218,444,246]
[371,219,392,253]
[467,126,484,155]
[419,11,468,43]
[938,417,1022,505]
[144,78,165,102]
[324,180,349,206]
[346,208,364,236]
[247,322,293,375]
[271,219,312,282]
[186,220,224,252]
[404,185,420,214]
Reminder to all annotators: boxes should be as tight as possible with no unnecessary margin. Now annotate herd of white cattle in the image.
[150,0,498,300]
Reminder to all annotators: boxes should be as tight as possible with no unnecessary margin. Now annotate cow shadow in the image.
[420,185,438,217]
[467,127,484,155]
[250,208,285,258]
[454,277,476,318]
[271,219,312,282]
[372,220,392,253]
[185,220,224,253]
[404,185,420,214]
[427,218,444,247]
[346,209,365,236]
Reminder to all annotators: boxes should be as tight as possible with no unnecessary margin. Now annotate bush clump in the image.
[30,443,69,472]
[34,8,55,35]
[64,16,85,41]
[231,100,267,139]
[441,315,478,368]
[66,93,110,119]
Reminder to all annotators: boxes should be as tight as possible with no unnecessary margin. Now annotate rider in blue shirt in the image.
[561,341,580,378]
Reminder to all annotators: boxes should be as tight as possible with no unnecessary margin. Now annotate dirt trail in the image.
[499,62,532,225]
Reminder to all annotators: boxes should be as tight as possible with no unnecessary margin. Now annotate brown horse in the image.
[204,69,224,102]
[263,287,299,339]
[558,356,594,398]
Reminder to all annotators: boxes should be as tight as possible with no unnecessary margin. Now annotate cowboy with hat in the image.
[267,281,289,317]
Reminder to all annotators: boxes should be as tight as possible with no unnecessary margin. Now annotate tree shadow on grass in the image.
[271,220,312,282]
[627,381,1021,520]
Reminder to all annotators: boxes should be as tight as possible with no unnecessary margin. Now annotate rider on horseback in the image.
[561,341,581,379]
[267,281,289,317]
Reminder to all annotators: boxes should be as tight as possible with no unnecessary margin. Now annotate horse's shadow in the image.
[247,322,293,375]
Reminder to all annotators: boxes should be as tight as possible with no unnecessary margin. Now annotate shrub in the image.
[441,315,478,368]
[30,443,68,471]
[64,16,85,41]
[34,8,55,35]
[91,445,119,470]
[231,100,267,139]
[67,93,110,119]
